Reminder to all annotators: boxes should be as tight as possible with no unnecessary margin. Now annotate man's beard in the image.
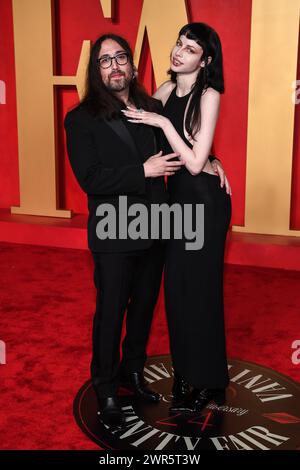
[105,74,132,92]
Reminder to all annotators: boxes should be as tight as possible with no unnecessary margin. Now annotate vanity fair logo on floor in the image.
[74,355,300,451]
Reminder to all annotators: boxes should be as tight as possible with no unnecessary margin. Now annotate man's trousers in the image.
[90,241,165,399]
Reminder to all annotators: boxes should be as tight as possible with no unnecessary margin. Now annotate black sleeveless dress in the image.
[162,86,231,389]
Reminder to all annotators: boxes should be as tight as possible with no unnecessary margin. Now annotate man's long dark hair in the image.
[168,23,224,140]
[80,33,160,119]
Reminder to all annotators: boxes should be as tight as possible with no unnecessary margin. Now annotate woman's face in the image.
[170,34,205,73]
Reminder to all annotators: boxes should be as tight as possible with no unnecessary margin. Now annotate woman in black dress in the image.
[122,22,232,413]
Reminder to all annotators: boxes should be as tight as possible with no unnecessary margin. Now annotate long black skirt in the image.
[164,171,232,389]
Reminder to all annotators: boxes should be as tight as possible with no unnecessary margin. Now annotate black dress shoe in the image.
[97,396,125,428]
[169,388,226,414]
[120,371,161,403]
[172,372,190,402]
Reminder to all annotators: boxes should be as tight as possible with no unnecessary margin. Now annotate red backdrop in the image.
[1,0,299,228]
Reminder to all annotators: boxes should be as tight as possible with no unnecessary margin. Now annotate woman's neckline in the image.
[174,86,192,99]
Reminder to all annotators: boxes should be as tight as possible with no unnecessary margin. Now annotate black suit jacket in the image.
[64,103,168,252]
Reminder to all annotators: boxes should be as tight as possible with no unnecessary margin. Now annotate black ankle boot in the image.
[97,396,125,428]
[169,387,226,414]
[172,372,190,402]
[120,371,161,403]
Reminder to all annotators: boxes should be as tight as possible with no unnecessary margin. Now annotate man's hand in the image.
[143,151,184,177]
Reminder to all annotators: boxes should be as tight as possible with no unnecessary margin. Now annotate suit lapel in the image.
[104,118,141,161]
[104,118,160,162]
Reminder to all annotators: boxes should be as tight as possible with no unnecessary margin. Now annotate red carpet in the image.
[0,241,299,450]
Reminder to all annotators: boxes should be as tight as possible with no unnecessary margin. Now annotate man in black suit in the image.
[64,33,184,428]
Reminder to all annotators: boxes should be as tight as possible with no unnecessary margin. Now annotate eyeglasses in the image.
[97,52,129,69]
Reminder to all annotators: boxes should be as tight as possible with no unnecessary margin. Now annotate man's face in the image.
[98,39,133,92]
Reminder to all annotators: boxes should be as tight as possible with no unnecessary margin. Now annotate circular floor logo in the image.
[73,356,300,451]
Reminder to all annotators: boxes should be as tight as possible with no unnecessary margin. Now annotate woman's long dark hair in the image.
[80,33,160,119]
[168,23,224,140]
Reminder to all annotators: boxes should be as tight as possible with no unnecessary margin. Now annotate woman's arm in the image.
[123,86,232,193]
[147,85,221,174]
[152,82,220,169]
[161,88,220,175]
